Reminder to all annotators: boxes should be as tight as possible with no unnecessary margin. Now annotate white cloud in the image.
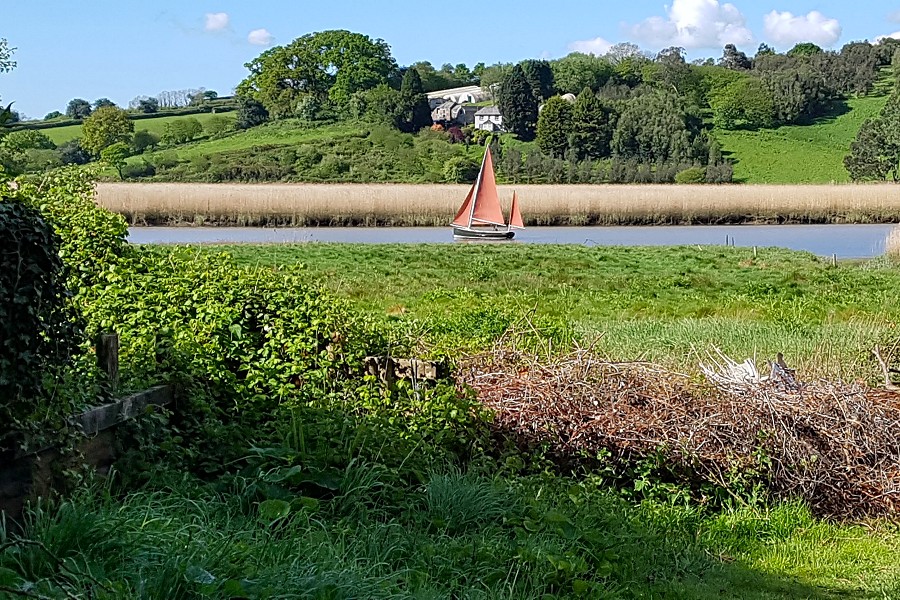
[626,0,753,50]
[875,31,900,43]
[569,36,614,56]
[204,12,229,32]
[248,28,274,46]
[763,10,842,47]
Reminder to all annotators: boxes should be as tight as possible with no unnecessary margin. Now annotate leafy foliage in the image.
[234,97,269,130]
[0,200,82,451]
[845,92,900,181]
[65,98,92,119]
[80,106,134,156]
[237,30,398,117]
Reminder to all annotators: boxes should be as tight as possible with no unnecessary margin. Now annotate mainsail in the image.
[451,146,506,228]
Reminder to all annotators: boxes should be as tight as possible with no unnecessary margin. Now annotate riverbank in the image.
[99,182,900,227]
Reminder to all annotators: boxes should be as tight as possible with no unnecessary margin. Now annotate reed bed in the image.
[98,182,900,227]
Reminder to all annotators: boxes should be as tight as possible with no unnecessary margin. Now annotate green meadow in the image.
[43,111,237,146]
[219,243,900,379]
[714,95,889,184]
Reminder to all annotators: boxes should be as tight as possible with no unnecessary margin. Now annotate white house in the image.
[431,101,477,126]
[474,105,503,132]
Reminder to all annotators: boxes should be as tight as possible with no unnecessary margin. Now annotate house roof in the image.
[475,105,501,116]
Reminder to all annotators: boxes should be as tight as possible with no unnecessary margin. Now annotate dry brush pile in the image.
[459,348,900,519]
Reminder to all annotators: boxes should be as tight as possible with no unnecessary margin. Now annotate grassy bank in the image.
[100,181,900,226]
[715,96,888,184]
[43,111,237,146]
[218,243,900,380]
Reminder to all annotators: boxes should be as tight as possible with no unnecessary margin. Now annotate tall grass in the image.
[887,225,900,258]
[99,182,900,227]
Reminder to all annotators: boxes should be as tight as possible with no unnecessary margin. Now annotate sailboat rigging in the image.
[451,145,524,240]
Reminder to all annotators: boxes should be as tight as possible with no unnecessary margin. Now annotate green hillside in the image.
[44,111,236,145]
[714,95,888,184]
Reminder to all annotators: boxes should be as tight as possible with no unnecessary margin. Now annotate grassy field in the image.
[43,111,237,145]
[99,181,900,226]
[715,96,888,184]
[216,243,900,382]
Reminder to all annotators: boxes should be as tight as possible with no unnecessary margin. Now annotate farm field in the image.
[42,111,237,146]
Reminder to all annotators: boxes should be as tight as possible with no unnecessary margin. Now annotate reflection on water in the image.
[127,224,898,259]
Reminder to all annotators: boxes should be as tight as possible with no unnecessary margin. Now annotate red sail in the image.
[452,183,476,227]
[470,147,506,226]
[509,191,525,229]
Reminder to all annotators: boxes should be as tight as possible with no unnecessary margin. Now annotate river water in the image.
[128,224,898,259]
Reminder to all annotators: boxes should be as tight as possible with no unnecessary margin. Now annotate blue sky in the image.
[3,0,899,118]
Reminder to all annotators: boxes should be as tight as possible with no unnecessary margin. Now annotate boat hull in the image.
[452,226,515,240]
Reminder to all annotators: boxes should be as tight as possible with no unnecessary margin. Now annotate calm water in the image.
[128,224,898,259]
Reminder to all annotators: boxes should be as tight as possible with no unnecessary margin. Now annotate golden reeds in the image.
[97,182,900,227]
[886,225,900,258]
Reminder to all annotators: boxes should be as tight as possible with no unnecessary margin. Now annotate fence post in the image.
[96,333,119,395]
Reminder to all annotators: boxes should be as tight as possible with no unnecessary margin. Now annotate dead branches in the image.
[459,348,900,519]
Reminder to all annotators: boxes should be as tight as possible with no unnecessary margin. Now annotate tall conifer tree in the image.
[497,65,538,141]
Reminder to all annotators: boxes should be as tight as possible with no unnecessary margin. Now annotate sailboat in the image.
[451,145,525,240]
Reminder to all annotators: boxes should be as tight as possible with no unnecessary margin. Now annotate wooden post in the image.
[753,246,757,257]
[96,333,119,394]
[831,253,837,267]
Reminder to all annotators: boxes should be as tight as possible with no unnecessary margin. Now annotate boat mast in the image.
[468,138,491,228]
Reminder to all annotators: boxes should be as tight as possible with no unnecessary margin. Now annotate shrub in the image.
[132,129,160,153]
[674,166,706,184]
[205,115,233,137]
[443,156,480,183]
[121,160,156,179]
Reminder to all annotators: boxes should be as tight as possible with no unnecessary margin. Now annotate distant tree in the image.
[205,115,233,136]
[234,96,269,129]
[58,139,90,165]
[237,30,398,116]
[497,65,538,141]
[162,117,203,145]
[756,43,776,58]
[0,129,55,152]
[710,77,775,129]
[611,90,706,164]
[442,156,479,183]
[605,42,644,64]
[203,90,219,101]
[100,142,131,179]
[93,97,116,110]
[536,96,574,158]
[399,68,432,132]
[845,92,900,181]
[66,98,92,119]
[352,84,404,128]
[719,44,752,70]
[551,53,614,94]
[80,105,134,156]
[130,96,159,114]
[570,87,616,160]
[519,59,555,101]
[2,109,19,124]
[478,63,512,96]
[132,129,160,153]
[43,110,63,120]
[787,42,823,58]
